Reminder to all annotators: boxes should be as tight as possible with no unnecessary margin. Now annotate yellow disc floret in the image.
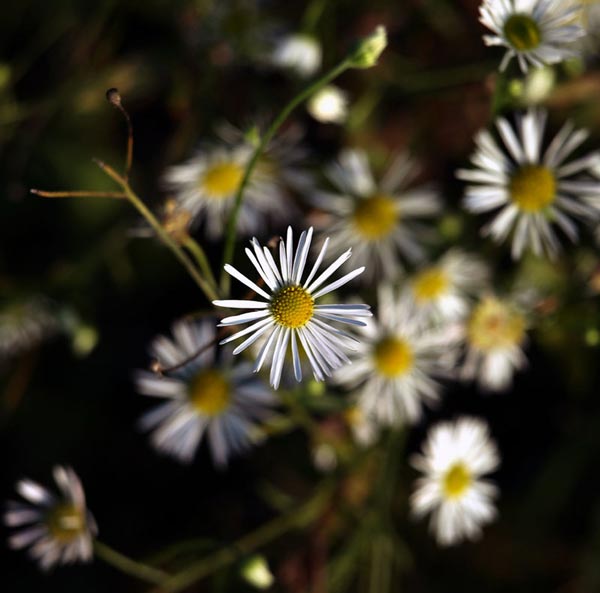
[503,14,542,51]
[374,336,414,378]
[509,165,556,212]
[201,161,244,197]
[47,504,86,542]
[412,267,450,302]
[270,285,315,329]
[442,462,472,499]
[468,297,526,352]
[352,193,397,240]
[189,369,231,415]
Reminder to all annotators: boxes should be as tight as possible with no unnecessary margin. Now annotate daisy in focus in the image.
[334,287,447,426]
[135,319,276,466]
[271,33,322,78]
[313,149,441,282]
[4,466,97,570]
[460,294,528,392]
[410,417,500,546]
[458,108,600,259]
[407,250,490,324]
[479,0,584,72]
[162,143,289,239]
[214,227,371,389]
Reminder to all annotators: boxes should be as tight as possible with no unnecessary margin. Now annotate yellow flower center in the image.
[352,194,397,240]
[509,165,556,212]
[442,463,472,499]
[189,369,231,415]
[503,14,542,51]
[201,161,244,197]
[373,336,414,378]
[47,504,86,542]
[270,285,315,329]
[412,267,450,303]
[468,297,526,352]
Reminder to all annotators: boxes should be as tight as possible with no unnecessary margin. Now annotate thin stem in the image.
[94,540,170,586]
[183,236,219,296]
[147,481,334,593]
[219,58,351,295]
[94,159,219,302]
[31,189,126,199]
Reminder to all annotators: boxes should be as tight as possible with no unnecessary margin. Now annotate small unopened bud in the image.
[347,25,387,69]
[106,87,122,107]
[241,555,274,589]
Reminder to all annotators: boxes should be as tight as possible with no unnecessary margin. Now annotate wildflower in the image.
[214,227,371,389]
[162,143,287,239]
[272,33,322,77]
[135,319,276,466]
[460,294,528,392]
[4,466,97,570]
[458,108,600,259]
[334,287,447,426]
[407,250,490,323]
[479,0,584,72]
[307,85,349,124]
[410,417,500,546]
[313,149,441,282]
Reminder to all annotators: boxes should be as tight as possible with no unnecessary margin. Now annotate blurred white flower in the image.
[4,466,97,570]
[410,417,500,546]
[135,319,276,467]
[458,108,600,259]
[214,227,372,389]
[307,85,349,124]
[479,0,584,72]
[272,33,322,77]
[313,149,442,282]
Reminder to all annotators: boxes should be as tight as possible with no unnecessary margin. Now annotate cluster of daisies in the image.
[5,0,600,574]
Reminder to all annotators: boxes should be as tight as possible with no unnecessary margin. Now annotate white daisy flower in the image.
[410,417,500,546]
[4,466,97,570]
[162,143,288,239]
[457,108,600,259]
[213,226,372,389]
[135,319,276,467]
[407,250,490,324]
[313,149,441,282]
[306,85,349,124]
[272,33,322,78]
[335,287,447,426]
[460,295,528,392]
[479,0,585,72]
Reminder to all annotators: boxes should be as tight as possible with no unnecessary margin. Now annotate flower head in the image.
[135,319,276,466]
[313,149,441,282]
[307,85,349,124]
[458,109,600,259]
[410,417,500,546]
[4,466,97,570]
[479,0,584,72]
[272,33,322,77]
[214,227,371,389]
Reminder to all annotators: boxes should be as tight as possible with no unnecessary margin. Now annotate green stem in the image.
[219,58,351,295]
[94,540,170,586]
[148,481,333,593]
[95,160,219,302]
[183,236,219,296]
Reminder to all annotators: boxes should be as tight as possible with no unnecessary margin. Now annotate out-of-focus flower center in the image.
[503,14,542,51]
[442,462,471,498]
[270,285,314,328]
[374,336,414,378]
[509,165,556,212]
[412,267,449,302]
[352,194,397,240]
[189,369,231,415]
[201,161,244,197]
[468,297,526,351]
[47,504,86,542]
